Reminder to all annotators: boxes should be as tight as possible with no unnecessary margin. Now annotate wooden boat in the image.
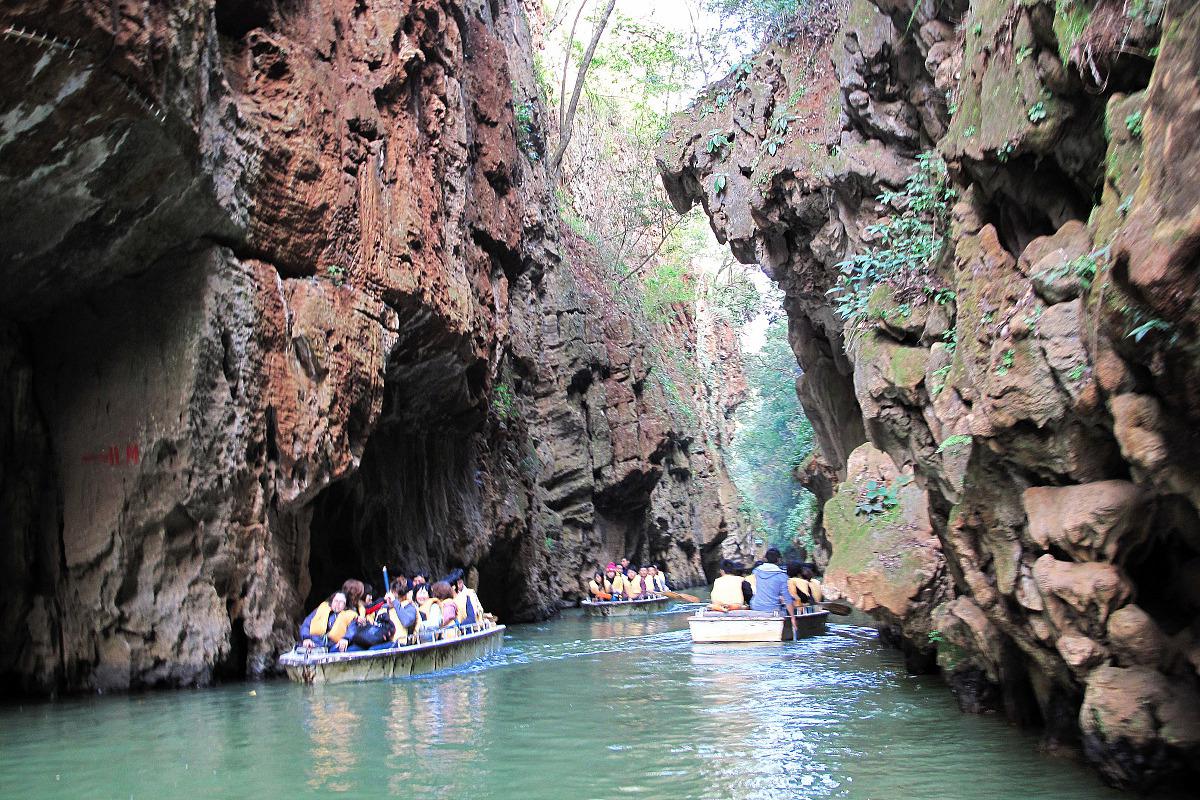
[580,595,671,616]
[279,623,505,685]
[687,608,829,643]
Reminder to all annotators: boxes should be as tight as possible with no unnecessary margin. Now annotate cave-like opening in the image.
[304,423,486,608]
[1124,495,1200,636]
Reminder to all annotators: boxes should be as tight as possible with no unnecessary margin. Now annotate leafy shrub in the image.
[936,434,972,454]
[856,479,900,517]
[829,152,955,328]
[492,383,516,419]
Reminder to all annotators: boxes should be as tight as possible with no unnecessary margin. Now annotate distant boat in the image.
[580,596,671,616]
[687,608,828,643]
[278,623,505,685]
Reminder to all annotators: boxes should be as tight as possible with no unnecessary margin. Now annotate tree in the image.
[549,0,619,175]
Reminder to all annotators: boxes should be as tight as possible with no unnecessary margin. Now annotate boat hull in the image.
[581,596,671,616]
[688,610,828,643]
[279,624,505,685]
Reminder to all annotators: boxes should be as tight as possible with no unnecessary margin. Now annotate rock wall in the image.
[659,0,1199,789]
[0,0,749,696]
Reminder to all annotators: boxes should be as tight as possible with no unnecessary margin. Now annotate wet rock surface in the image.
[0,0,750,695]
[660,0,1200,788]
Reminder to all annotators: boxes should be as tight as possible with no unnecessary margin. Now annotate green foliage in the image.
[1125,109,1144,138]
[514,99,540,161]
[936,434,973,454]
[1036,247,1105,290]
[1068,364,1087,381]
[1015,45,1035,64]
[707,0,801,46]
[730,318,817,553]
[829,152,955,328]
[492,383,516,420]
[1028,101,1048,123]
[997,141,1016,162]
[1054,0,1092,63]
[713,173,728,194]
[326,265,346,286]
[930,365,952,396]
[706,130,732,158]
[856,479,899,517]
[708,269,762,325]
[1126,316,1173,343]
[995,348,1015,376]
[642,261,696,321]
[928,629,945,645]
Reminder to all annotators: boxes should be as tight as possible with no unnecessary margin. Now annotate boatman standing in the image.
[749,549,797,619]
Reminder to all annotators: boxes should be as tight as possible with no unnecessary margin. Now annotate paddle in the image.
[663,589,701,603]
[821,600,852,616]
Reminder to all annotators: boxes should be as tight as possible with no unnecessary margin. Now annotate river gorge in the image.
[1,0,1198,795]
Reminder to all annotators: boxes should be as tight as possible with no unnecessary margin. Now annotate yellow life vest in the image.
[809,579,823,603]
[711,574,745,606]
[747,574,757,592]
[419,598,446,626]
[610,574,627,595]
[388,601,417,643]
[788,577,809,603]
[308,602,356,643]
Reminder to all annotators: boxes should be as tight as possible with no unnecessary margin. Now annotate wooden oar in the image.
[663,589,701,603]
[821,600,852,616]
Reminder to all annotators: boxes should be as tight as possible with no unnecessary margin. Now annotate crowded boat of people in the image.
[707,553,824,613]
[296,568,492,653]
[587,562,670,601]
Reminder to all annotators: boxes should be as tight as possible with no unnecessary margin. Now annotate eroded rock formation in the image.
[0,0,750,696]
[660,0,1200,788]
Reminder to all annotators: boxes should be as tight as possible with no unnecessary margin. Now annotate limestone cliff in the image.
[660,0,1199,789]
[0,0,749,696]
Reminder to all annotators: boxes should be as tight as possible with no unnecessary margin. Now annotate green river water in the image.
[0,605,1158,799]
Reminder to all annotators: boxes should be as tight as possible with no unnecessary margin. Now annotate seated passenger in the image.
[386,576,419,644]
[430,581,460,637]
[340,578,368,622]
[787,562,813,607]
[649,565,669,593]
[588,570,612,602]
[446,569,485,627]
[636,566,655,597]
[625,567,644,599]
[299,592,358,651]
[606,565,627,601]
[802,566,823,604]
[710,560,747,610]
[749,549,796,618]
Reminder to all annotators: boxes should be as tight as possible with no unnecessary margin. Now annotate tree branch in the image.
[550,0,618,176]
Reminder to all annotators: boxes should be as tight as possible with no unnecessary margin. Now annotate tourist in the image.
[740,563,757,598]
[387,576,420,644]
[709,560,747,610]
[422,581,459,638]
[749,549,796,619]
[636,566,654,597]
[619,558,631,575]
[411,573,428,596]
[606,564,627,601]
[341,578,368,622]
[625,567,644,599]
[802,566,823,604]
[649,565,669,593]
[299,591,358,651]
[787,562,813,607]
[447,569,485,626]
[588,570,612,601]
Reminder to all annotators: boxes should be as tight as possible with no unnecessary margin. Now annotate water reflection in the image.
[304,694,360,792]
